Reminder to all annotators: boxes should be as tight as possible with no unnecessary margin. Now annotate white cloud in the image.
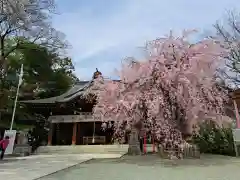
[53,0,240,78]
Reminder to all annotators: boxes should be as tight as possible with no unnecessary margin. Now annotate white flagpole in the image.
[10,64,23,130]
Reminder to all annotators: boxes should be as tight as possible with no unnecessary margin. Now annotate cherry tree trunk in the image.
[128,127,141,155]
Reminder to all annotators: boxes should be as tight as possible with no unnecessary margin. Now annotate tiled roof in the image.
[20,81,92,104]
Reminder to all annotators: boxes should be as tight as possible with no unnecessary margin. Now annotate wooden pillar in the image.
[72,122,77,145]
[143,132,147,154]
[234,99,240,128]
[152,135,155,153]
[78,123,81,144]
[48,123,53,146]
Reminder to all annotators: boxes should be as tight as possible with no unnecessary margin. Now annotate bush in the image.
[192,121,235,156]
[27,114,49,152]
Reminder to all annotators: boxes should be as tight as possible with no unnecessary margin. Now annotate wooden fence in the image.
[158,145,200,159]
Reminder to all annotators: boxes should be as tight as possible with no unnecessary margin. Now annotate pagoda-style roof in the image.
[20,81,92,104]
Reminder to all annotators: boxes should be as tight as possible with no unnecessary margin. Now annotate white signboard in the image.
[3,130,17,155]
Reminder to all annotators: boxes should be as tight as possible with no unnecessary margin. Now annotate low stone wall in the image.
[36,144,129,155]
[13,145,32,156]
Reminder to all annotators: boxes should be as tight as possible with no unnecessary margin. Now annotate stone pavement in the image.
[40,154,240,180]
[0,154,123,180]
[2,153,240,180]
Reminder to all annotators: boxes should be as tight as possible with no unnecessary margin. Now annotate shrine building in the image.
[20,69,115,146]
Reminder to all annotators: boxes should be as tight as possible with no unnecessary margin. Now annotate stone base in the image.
[13,145,32,156]
[128,144,141,155]
[127,128,141,155]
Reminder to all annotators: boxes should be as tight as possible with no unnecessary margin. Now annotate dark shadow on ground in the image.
[82,154,240,167]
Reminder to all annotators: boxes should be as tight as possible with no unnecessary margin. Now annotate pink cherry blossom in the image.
[86,30,229,151]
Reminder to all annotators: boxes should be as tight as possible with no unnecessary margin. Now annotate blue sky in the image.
[52,0,240,80]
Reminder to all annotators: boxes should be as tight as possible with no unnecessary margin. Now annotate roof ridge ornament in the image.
[93,68,102,79]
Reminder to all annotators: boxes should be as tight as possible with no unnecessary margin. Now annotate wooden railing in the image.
[83,136,106,145]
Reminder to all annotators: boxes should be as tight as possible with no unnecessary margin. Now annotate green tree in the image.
[13,41,78,99]
[0,0,67,86]
[0,39,78,111]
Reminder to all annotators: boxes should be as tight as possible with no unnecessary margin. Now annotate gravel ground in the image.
[40,154,240,180]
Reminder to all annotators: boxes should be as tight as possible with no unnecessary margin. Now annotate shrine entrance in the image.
[77,122,114,145]
[50,121,114,146]
[52,123,73,145]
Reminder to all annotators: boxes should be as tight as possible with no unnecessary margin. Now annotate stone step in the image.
[36,145,129,155]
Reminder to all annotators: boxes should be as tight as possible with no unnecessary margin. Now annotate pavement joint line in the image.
[0,154,126,180]
[33,158,93,180]
[31,154,125,180]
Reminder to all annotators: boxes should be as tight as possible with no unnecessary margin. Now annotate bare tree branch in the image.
[214,10,240,87]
